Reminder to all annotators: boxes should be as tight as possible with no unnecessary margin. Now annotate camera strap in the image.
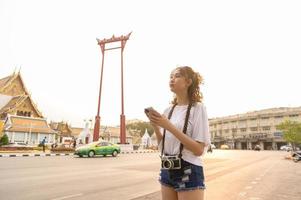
[161,103,192,158]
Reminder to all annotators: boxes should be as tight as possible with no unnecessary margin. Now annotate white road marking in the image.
[50,193,83,200]
[249,197,261,200]
[245,186,253,190]
[255,178,261,181]
[251,181,257,184]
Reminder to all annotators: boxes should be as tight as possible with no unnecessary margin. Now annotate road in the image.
[0,150,300,200]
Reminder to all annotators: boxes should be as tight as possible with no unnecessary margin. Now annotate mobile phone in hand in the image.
[144,107,160,116]
[144,107,154,115]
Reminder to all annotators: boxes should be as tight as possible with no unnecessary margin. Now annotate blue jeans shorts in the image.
[159,159,205,191]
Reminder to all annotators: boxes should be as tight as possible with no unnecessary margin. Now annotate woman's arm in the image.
[152,124,163,145]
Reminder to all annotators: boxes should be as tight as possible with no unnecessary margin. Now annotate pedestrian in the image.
[207,144,213,153]
[73,139,76,149]
[146,66,210,200]
[41,136,46,153]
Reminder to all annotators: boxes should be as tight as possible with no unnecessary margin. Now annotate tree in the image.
[126,121,154,137]
[0,120,4,136]
[0,134,9,146]
[276,120,301,150]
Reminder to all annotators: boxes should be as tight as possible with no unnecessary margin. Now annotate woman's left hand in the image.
[148,110,173,131]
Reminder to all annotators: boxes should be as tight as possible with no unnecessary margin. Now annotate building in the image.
[49,121,73,143]
[0,71,57,145]
[141,129,151,148]
[65,124,134,145]
[209,107,301,150]
[101,126,133,144]
[4,114,56,145]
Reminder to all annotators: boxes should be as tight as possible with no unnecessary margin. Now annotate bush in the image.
[0,147,34,151]
[33,146,44,151]
[51,146,74,153]
[0,134,9,146]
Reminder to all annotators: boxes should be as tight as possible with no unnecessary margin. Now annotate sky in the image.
[1,0,301,128]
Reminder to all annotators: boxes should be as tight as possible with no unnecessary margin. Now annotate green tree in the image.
[126,121,154,137]
[0,134,9,146]
[276,120,301,150]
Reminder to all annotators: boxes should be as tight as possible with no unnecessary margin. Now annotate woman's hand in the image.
[147,110,173,131]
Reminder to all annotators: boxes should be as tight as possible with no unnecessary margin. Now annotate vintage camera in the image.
[161,155,182,170]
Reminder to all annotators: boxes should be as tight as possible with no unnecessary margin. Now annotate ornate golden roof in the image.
[0,75,13,90]
[6,115,56,134]
[49,121,73,137]
[0,72,43,118]
[0,95,27,114]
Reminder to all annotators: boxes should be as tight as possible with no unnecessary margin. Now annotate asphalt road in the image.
[0,150,300,200]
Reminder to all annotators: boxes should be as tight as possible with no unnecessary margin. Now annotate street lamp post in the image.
[93,32,132,143]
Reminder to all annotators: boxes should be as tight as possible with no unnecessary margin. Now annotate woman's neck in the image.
[176,92,189,105]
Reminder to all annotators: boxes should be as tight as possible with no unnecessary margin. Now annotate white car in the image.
[280,145,292,151]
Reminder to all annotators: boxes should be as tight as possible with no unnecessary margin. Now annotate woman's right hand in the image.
[145,110,160,129]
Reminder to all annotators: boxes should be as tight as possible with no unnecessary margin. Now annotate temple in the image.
[0,71,56,145]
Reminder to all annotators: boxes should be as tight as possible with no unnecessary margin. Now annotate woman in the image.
[146,66,210,200]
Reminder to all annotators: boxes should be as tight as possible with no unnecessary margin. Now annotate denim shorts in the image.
[159,159,205,191]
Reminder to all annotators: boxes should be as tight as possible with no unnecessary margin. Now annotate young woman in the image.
[146,66,210,200]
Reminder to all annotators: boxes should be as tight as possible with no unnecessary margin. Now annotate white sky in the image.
[1,0,301,128]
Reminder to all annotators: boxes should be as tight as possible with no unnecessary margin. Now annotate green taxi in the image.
[74,140,121,157]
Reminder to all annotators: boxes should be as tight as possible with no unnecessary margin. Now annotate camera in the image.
[161,155,182,170]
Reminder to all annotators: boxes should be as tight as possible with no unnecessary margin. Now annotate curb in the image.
[121,150,159,154]
[0,150,159,158]
[0,153,72,157]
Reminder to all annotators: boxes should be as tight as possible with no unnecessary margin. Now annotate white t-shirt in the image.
[159,102,211,166]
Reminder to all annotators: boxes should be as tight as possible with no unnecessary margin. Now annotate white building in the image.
[141,129,152,148]
[209,107,301,150]
[3,114,56,145]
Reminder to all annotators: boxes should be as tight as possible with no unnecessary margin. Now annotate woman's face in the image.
[169,69,191,93]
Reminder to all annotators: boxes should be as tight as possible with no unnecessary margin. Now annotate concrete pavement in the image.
[0,150,299,200]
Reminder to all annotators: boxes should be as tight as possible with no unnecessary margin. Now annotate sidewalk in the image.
[0,149,159,158]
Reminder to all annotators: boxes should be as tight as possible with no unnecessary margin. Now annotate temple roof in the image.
[0,95,27,114]
[5,115,56,134]
[0,75,14,91]
[0,72,43,118]
[0,94,13,110]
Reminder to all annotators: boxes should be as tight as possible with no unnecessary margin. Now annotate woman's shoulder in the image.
[162,105,173,115]
[193,102,206,110]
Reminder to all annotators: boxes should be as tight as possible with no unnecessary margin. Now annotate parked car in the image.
[254,145,261,151]
[220,144,230,149]
[74,140,121,157]
[291,151,301,162]
[280,145,292,151]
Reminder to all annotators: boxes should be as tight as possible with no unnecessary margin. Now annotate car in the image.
[74,140,121,157]
[280,145,292,151]
[210,144,216,149]
[220,144,230,149]
[254,145,261,151]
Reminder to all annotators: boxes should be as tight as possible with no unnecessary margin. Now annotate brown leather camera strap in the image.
[161,103,192,158]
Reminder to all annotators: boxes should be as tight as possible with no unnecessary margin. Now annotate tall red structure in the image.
[93,32,132,144]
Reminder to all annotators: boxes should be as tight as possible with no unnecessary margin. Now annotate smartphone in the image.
[144,107,155,114]
[145,106,161,115]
